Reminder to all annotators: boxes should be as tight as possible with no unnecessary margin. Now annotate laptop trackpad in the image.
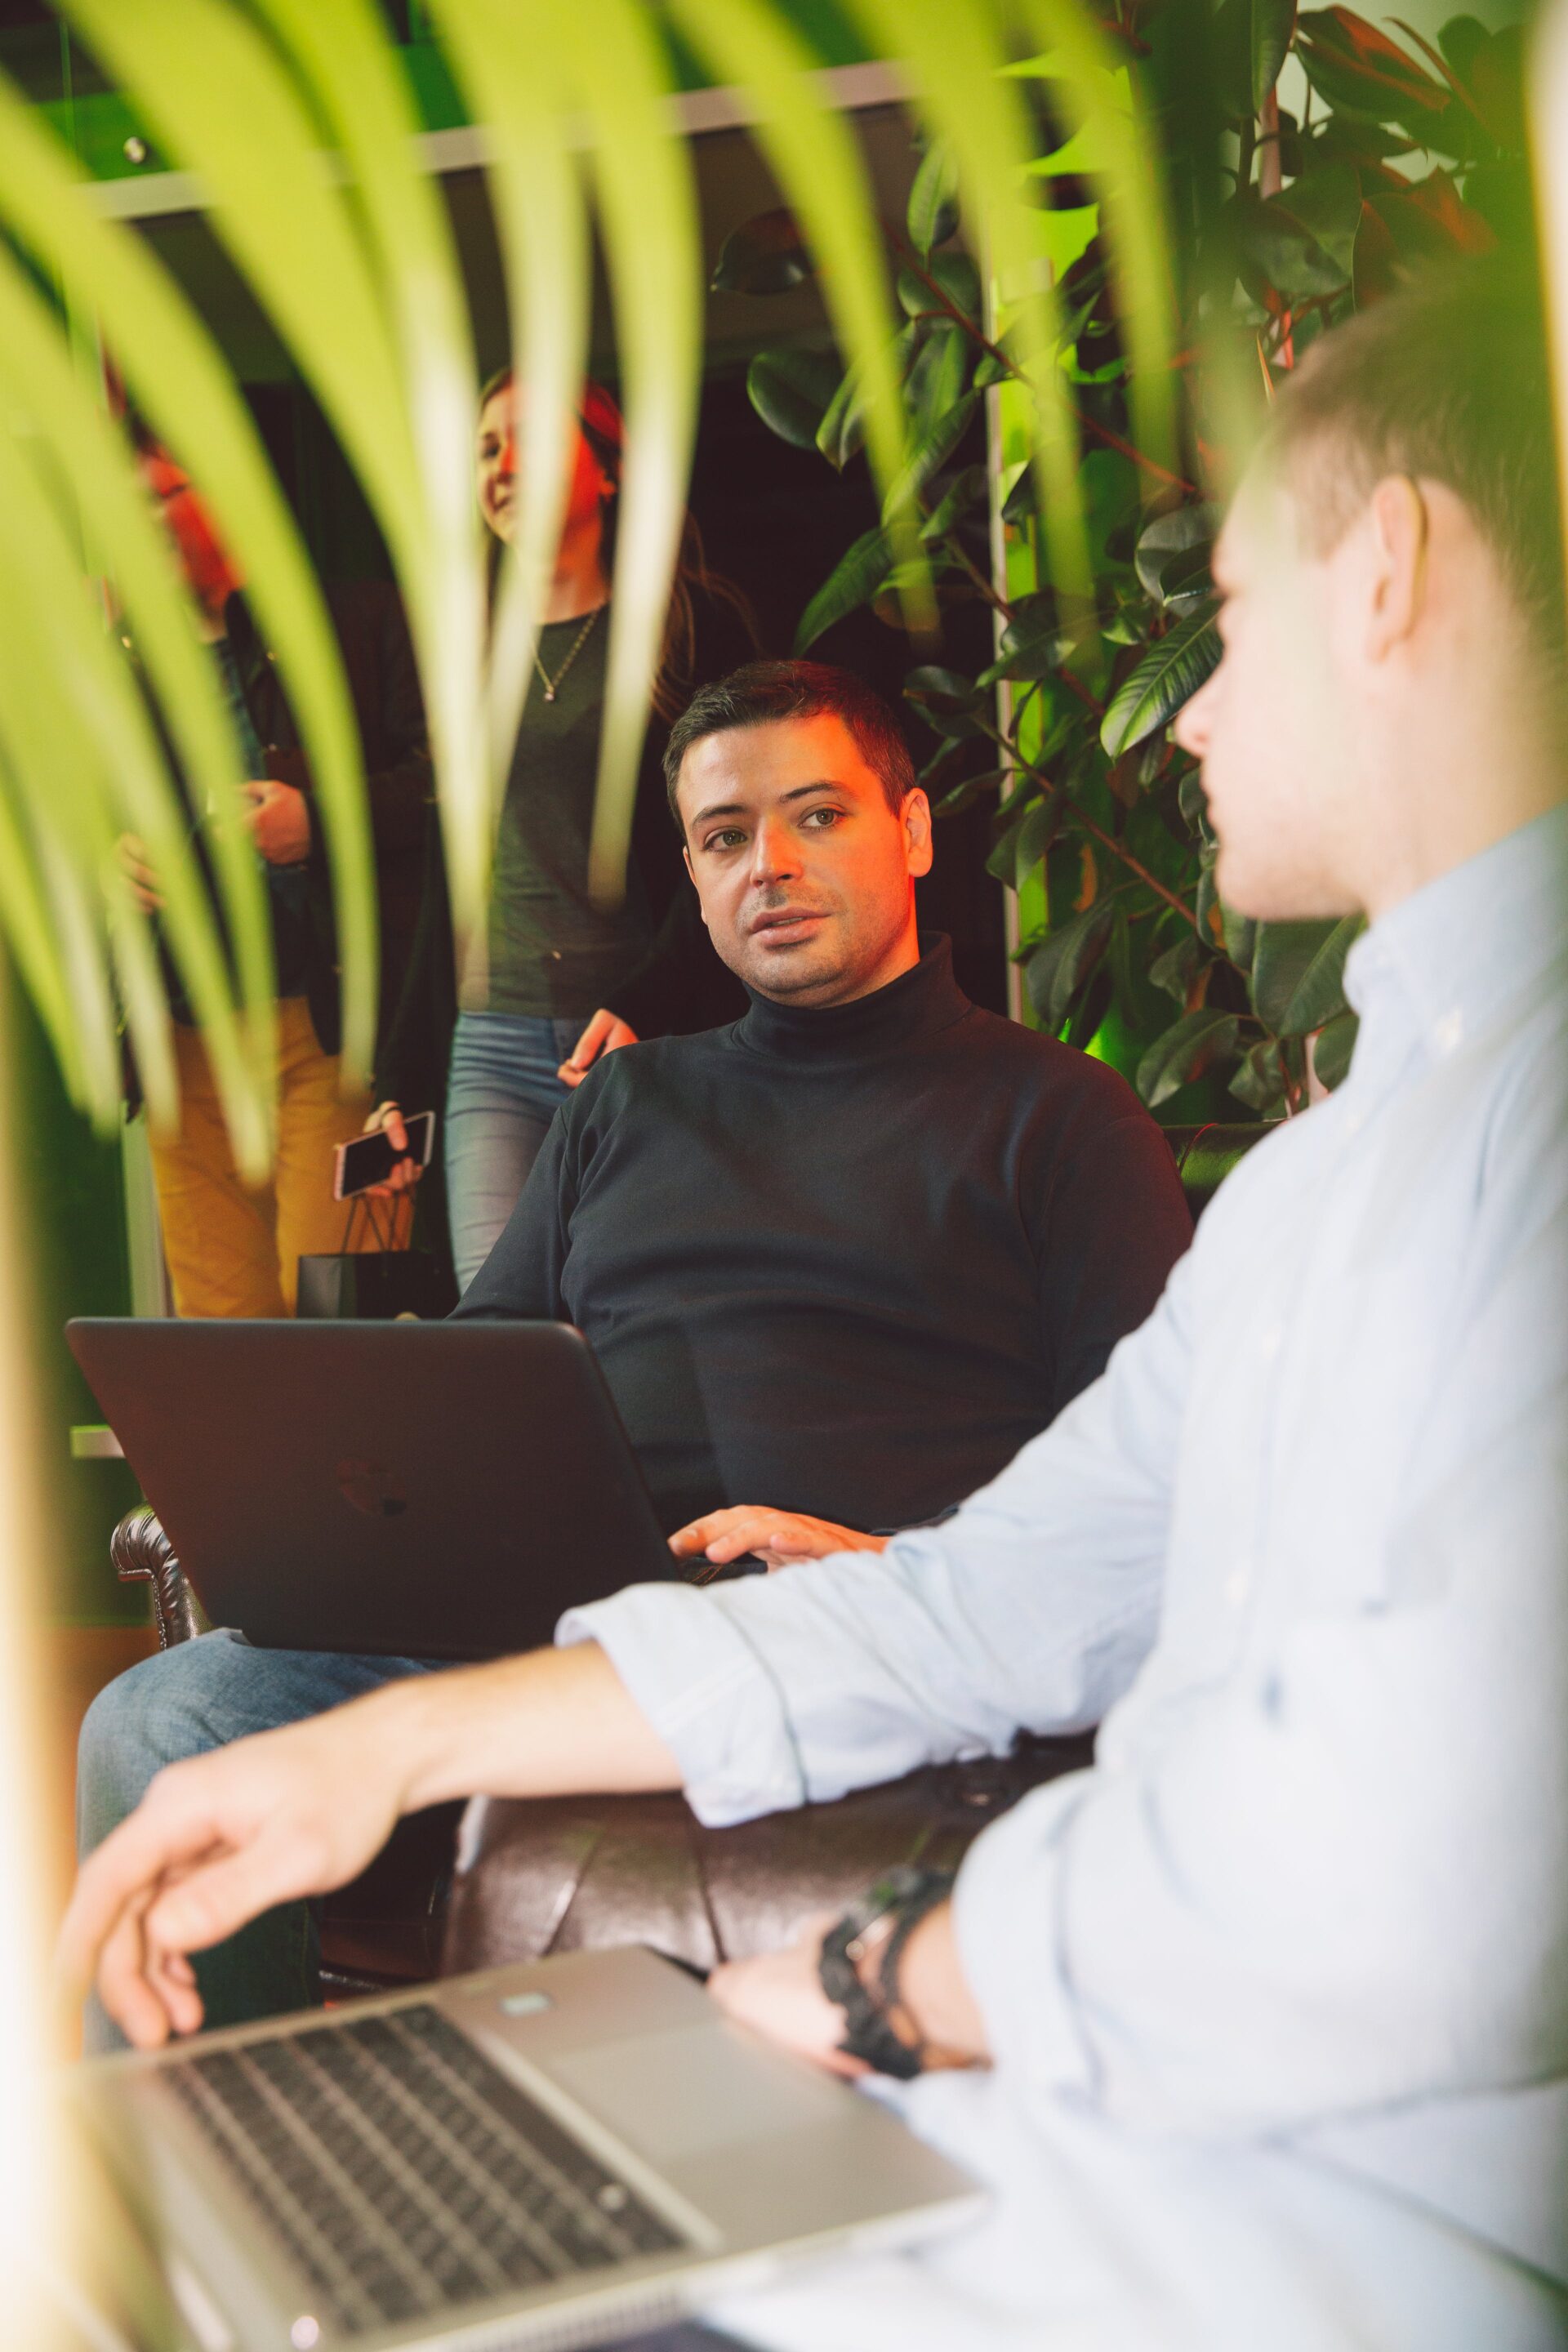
[549,2023,833,2162]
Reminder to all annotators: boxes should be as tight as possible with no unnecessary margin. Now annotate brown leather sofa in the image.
[104,1120,1272,1996]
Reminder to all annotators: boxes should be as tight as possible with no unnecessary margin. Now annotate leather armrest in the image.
[110,1504,205,1649]
[442,1735,1095,1979]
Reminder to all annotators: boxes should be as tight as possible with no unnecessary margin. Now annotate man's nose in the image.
[1173,669,1215,760]
[497,434,517,478]
[748,815,803,884]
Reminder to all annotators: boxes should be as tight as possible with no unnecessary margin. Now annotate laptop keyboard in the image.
[161,2002,686,2336]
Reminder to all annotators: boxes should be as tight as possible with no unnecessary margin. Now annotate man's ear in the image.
[680,842,710,928]
[903,788,934,880]
[1365,474,1429,663]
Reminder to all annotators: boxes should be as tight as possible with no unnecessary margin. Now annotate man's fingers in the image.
[669,1510,756,1562]
[142,1830,325,1960]
[96,1885,186,2050]
[59,1788,225,1995]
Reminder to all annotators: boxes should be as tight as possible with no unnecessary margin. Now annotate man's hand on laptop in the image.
[62,1643,683,2047]
[669,1508,888,1574]
[60,1702,409,2047]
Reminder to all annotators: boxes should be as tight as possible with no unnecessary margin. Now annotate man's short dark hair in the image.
[664,660,917,827]
[1266,262,1564,663]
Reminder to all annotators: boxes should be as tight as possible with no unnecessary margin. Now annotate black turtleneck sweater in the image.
[455,938,1192,1539]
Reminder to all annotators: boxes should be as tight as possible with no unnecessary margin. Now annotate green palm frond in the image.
[849,0,1093,610]
[428,0,592,808]
[0,64,374,1117]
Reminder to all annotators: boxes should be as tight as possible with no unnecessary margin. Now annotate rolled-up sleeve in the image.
[559,1241,1197,1826]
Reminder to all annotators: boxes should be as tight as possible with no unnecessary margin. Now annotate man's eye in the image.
[706,829,746,852]
[802,807,840,829]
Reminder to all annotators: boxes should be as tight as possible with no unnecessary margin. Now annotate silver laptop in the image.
[75,1945,982,2351]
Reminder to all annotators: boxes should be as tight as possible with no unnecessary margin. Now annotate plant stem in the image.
[1004,738,1201,933]
[1073,801,1203,933]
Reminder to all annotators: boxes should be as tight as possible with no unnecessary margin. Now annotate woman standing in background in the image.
[373,372,756,1289]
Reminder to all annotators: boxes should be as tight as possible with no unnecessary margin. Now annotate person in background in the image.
[371,372,758,1291]
[122,438,431,1316]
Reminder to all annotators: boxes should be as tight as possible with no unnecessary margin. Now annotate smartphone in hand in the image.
[332,1111,437,1200]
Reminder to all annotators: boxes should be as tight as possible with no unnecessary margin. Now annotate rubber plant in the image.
[729,1,1532,1117]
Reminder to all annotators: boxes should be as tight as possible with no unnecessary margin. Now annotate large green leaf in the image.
[1250,914,1364,1034]
[795,528,893,652]
[1135,503,1219,604]
[1312,1007,1360,1089]
[1136,1008,1241,1109]
[1229,1036,1289,1113]
[907,140,960,255]
[1100,610,1221,758]
[1296,7,1450,131]
[747,348,844,448]
[1214,0,1298,115]
[881,391,982,522]
[1242,167,1361,296]
[1023,901,1115,1028]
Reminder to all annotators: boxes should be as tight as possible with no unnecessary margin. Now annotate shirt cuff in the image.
[557,1583,809,1826]
[950,1771,1098,2102]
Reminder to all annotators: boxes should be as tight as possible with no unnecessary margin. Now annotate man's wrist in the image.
[357,1668,474,1815]
[894,1901,989,2066]
[818,1868,960,2078]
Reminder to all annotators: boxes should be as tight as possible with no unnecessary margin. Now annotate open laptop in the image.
[76,1944,982,2351]
[65,1320,679,1659]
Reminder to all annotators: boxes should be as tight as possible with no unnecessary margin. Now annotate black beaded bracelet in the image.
[818,1866,956,2079]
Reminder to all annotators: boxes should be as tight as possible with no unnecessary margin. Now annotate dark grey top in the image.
[486,613,653,1020]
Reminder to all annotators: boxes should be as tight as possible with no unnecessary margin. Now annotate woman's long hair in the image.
[479,368,755,724]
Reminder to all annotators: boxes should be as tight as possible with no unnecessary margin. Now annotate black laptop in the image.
[67,1319,677,1659]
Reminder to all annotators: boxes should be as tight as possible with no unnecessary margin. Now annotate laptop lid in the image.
[66,1320,675,1659]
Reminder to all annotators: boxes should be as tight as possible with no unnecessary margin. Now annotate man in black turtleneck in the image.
[456,661,1192,1568]
[78,660,1192,2036]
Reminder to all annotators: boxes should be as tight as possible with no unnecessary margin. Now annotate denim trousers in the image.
[444,1009,581,1293]
[77,1629,447,2049]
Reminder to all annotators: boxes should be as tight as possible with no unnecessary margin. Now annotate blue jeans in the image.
[77,1630,448,2049]
[445,1010,582,1293]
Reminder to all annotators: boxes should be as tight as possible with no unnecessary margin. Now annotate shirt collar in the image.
[737,933,970,1062]
[1344,804,1568,1065]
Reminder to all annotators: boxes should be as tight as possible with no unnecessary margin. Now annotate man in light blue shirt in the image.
[66,265,1568,2347]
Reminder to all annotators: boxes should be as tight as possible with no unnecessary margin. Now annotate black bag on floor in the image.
[296,1197,457,1321]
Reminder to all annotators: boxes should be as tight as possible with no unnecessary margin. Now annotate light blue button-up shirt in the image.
[562,808,1568,2348]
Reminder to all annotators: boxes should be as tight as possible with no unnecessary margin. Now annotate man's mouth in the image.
[749,907,826,946]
